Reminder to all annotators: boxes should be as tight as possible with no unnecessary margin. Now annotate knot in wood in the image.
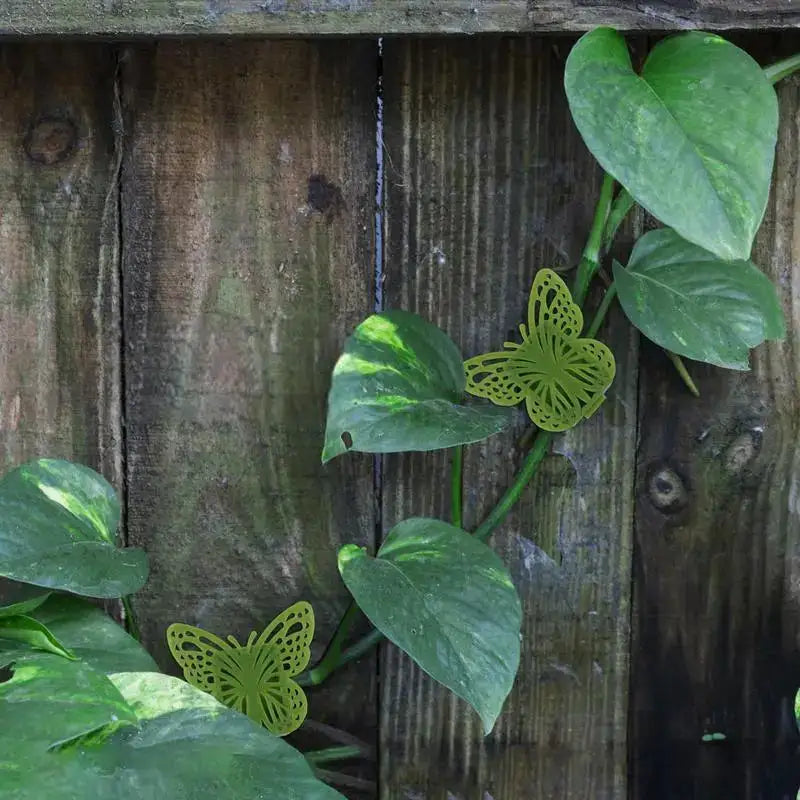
[647,464,688,514]
[25,115,77,165]
[724,431,760,475]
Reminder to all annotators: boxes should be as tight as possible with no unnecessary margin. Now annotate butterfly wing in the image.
[245,655,308,737]
[559,337,616,417]
[166,623,236,702]
[527,268,583,339]
[464,347,533,406]
[252,600,314,677]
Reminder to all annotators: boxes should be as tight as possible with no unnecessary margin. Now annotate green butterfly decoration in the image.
[464,268,615,432]
[166,601,314,737]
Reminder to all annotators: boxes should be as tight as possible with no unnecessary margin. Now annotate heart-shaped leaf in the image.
[338,518,521,733]
[565,28,778,260]
[322,311,512,462]
[0,670,345,800]
[0,459,148,597]
[613,228,785,369]
[0,595,158,674]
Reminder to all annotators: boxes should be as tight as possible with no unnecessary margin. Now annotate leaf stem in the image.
[666,351,700,397]
[764,53,800,84]
[301,601,360,686]
[473,431,552,543]
[586,285,618,338]
[304,745,365,766]
[299,627,384,687]
[451,446,463,528]
[121,596,140,642]
[573,171,616,305]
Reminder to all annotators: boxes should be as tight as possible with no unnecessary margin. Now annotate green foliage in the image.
[0,594,158,674]
[0,655,138,754]
[565,27,778,261]
[322,310,512,462]
[0,666,345,800]
[0,463,339,800]
[0,614,75,660]
[464,268,616,431]
[338,517,521,733]
[614,228,785,369]
[5,25,799,798]
[0,588,50,618]
[0,459,148,597]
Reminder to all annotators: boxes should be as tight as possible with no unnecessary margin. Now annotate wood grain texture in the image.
[631,42,800,800]
[0,1,799,37]
[120,41,378,747]
[0,44,122,482]
[380,37,639,799]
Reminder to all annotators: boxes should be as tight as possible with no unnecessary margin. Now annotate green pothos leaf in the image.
[0,459,148,598]
[322,311,512,462]
[0,670,345,800]
[614,228,784,369]
[565,27,778,260]
[0,655,137,754]
[338,517,521,734]
[794,687,799,731]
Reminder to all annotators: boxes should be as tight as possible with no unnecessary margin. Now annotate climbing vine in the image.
[1,28,798,799]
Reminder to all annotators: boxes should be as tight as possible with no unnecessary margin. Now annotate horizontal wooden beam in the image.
[0,1,798,38]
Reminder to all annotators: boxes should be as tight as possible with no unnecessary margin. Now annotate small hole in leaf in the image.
[341,431,353,449]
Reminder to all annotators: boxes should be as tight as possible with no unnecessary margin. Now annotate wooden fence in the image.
[1,7,799,799]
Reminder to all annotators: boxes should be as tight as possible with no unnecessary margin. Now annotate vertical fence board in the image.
[631,57,800,800]
[0,44,121,480]
[121,41,378,745]
[380,38,638,799]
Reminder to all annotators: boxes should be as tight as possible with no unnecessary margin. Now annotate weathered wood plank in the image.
[0,44,121,481]
[380,37,638,799]
[121,40,378,750]
[631,44,800,800]
[0,1,799,37]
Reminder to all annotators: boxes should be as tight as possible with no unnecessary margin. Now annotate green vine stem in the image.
[473,432,552,543]
[573,171,616,305]
[764,53,800,84]
[313,769,377,794]
[304,746,364,766]
[601,188,634,253]
[451,445,463,528]
[586,284,618,338]
[300,601,360,686]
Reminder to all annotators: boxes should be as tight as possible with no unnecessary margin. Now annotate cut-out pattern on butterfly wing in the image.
[166,600,314,737]
[464,269,616,432]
